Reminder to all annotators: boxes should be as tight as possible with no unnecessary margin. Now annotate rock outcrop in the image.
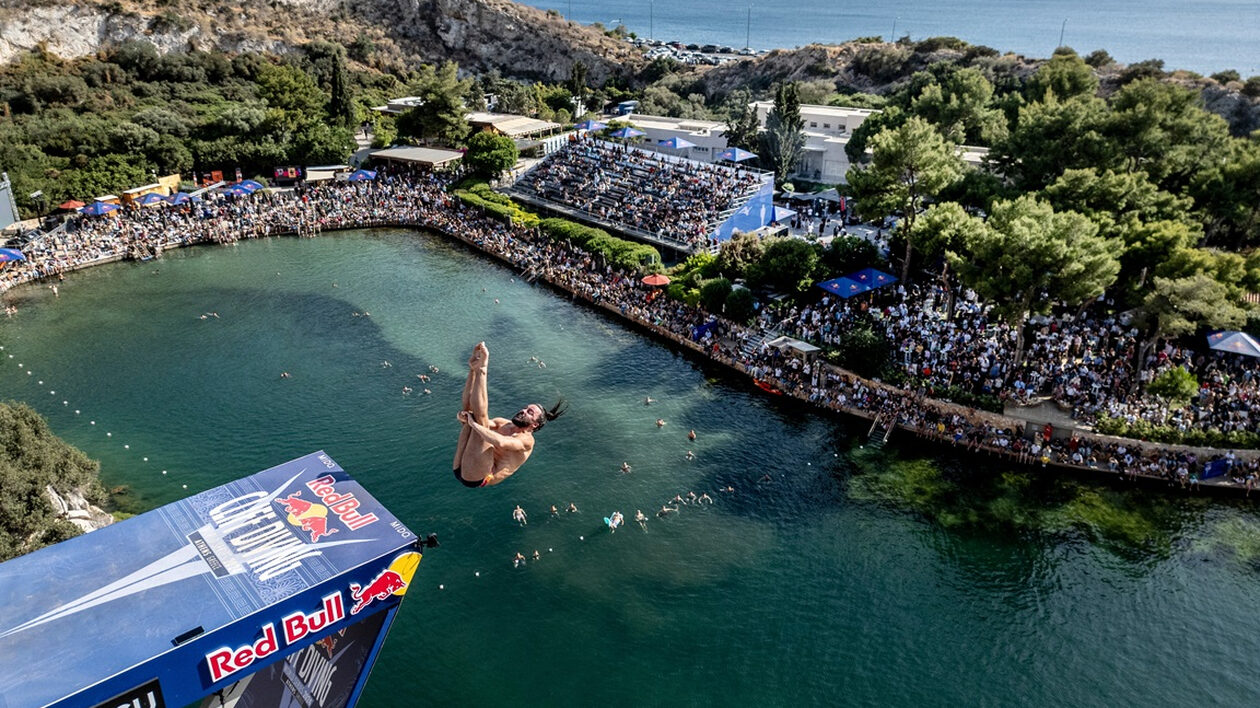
[44,484,114,534]
[0,0,643,83]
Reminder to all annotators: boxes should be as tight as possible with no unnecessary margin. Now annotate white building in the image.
[616,113,729,163]
[751,102,879,184]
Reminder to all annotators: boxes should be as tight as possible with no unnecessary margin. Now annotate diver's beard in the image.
[511,414,532,429]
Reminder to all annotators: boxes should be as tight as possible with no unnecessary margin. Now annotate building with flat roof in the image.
[616,113,730,163]
[369,146,464,169]
[751,102,879,184]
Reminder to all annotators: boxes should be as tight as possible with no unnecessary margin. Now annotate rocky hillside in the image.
[0,0,643,83]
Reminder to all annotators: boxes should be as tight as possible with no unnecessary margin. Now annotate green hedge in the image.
[538,218,660,271]
[453,179,540,228]
[1093,415,1260,450]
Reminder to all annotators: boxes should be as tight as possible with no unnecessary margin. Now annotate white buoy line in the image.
[4,346,180,491]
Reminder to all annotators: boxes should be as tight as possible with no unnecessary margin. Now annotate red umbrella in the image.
[642,274,671,286]
[58,200,86,210]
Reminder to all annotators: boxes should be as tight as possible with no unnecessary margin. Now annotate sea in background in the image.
[4,230,1260,704]
[523,0,1260,77]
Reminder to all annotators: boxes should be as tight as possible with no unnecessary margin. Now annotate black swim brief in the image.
[453,467,487,488]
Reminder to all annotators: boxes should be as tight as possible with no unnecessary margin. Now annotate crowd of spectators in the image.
[1,165,1256,492]
[764,279,1260,440]
[513,136,764,249]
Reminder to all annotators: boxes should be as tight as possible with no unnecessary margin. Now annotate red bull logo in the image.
[305,476,379,531]
[275,492,339,543]
[349,568,407,615]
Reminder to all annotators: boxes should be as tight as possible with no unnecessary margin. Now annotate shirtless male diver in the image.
[452,341,565,488]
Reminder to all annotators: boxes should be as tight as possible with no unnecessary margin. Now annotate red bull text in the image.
[305,476,379,531]
[204,592,345,683]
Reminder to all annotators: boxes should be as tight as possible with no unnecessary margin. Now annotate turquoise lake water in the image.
[525,0,1260,75]
[3,230,1260,705]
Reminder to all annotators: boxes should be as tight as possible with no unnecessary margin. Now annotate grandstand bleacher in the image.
[507,137,773,253]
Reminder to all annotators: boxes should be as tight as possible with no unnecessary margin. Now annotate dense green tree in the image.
[715,230,766,280]
[1190,138,1260,249]
[819,235,881,277]
[951,196,1120,367]
[844,105,904,164]
[0,403,104,562]
[723,90,761,153]
[909,66,1008,145]
[699,277,733,313]
[724,287,756,324]
[254,62,325,125]
[1130,273,1251,390]
[749,237,819,292]
[1106,78,1232,191]
[464,131,519,177]
[326,47,356,128]
[1147,366,1200,407]
[760,82,806,183]
[990,95,1115,189]
[397,62,472,146]
[847,116,964,281]
[1025,50,1099,102]
[914,201,987,319]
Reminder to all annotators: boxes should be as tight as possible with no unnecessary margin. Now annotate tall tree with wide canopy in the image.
[951,196,1121,369]
[1130,273,1252,392]
[760,82,806,183]
[914,201,988,320]
[990,94,1116,190]
[847,116,963,282]
[397,62,472,146]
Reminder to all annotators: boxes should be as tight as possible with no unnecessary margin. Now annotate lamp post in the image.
[649,0,653,40]
[745,6,751,50]
[890,16,898,41]
[1058,18,1067,49]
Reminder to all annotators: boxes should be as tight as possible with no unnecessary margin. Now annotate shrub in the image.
[1147,366,1199,406]
[724,287,756,324]
[538,217,660,270]
[453,179,540,228]
[699,278,733,313]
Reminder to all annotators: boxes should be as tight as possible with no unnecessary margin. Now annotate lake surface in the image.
[3,229,1260,705]
[525,0,1260,76]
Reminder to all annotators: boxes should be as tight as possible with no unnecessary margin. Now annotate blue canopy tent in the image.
[166,192,201,206]
[237,179,265,192]
[0,248,26,263]
[224,185,254,197]
[574,119,606,132]
[817,277,871,299]
[347,169,377,182]
[772,206,797,223]
[609,126,645,140]
[135,193,168,207]
[657,136,696,150]
[717,147,757,162]
[851,267,898,290]
[1207,331,1260,358]
[79,202,119,216]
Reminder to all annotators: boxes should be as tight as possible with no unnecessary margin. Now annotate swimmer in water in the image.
[514,552,526,568]
[644,397,655,405]
[656,418,666,428]
[620,462,632,474]
[608,511,624,533]
[532,549,541,561]
[635,509,648,529]
[280,372,291,379]
[451,342,566,488]
[567,502,578,513]
[685,450,695,461]
[657,504,677,518]
[698,493,713,505]
[402,386,413,395]
[688,429,696,441]
[512,505,527,525]
[550,504,559,516]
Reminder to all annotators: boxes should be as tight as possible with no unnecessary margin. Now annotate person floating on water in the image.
[635,509,648,529]
[452,341,567,488]
[606,511,624,533]
[513,505,528,525]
